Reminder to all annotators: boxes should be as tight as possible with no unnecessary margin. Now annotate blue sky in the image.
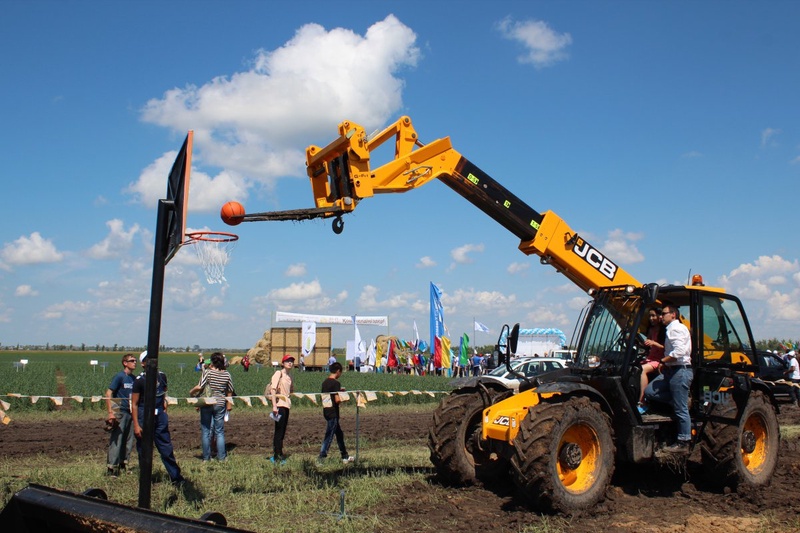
[1,1,799,350]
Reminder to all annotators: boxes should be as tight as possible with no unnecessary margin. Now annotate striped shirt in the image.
[199,368,235,406]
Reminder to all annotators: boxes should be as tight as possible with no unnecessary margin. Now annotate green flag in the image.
[460,333,470,366]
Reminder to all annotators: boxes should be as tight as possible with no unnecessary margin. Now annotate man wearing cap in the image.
[267,354,295,463]
[785,351,800,407]
[131,351,185,486]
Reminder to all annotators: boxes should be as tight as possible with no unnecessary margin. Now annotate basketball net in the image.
[185,232,238,284]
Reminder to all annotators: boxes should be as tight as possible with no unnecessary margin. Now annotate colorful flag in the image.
[387,339,398,368]
[433,336,442,368]
[474,321,490,333]
[430,283,444,355]
[441,336,452,369]
[460,333,470,366]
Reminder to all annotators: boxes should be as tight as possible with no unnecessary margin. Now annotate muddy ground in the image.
[2,405,799,532]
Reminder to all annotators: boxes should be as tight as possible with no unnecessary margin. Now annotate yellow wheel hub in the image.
[741,413,769,474]
[557,423,601,493]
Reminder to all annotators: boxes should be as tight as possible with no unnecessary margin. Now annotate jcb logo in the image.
[703,390,731,405]
[493,416,510,426]
[573,239,618,281]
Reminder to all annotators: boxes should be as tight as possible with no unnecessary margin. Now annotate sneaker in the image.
[342,456,355,464]
[661,441,690,454]
[106,467,119,478]
[269,456,287,465]
[172,477,186,488]
[637,404,648,415]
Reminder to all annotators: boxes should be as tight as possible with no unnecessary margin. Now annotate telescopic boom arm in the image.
[245,116,640,294]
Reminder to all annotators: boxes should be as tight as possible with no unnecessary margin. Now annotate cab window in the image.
[700,295,753,365]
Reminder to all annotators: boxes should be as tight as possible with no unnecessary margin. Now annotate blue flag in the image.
[430,282,444,356]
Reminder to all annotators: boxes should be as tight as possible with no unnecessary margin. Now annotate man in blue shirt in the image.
[104,354,137,476]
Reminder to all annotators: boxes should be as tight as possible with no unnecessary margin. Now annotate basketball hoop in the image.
[184,231,238,284]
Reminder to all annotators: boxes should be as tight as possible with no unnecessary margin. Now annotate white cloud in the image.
[87,219,141,260]
[125,151,250,213]
[717,255,800,334]
[523,306,572,329]
[15,285,38,297]
[357,285,415,310]
[602,229,644,264]
[720,255,797,283]
[267,279,323,300]
[447,288,517,312]
[41,300,93,320]
[507,261,530,274]
[0,232,64,266]
[761,127,780,148]
[451,243,484,264]
[285,263,307,277]
[497,17,572,68]
[416,256,436,268]
[136,15,419,206]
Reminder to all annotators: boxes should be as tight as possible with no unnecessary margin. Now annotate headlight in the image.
[588,355,600,368]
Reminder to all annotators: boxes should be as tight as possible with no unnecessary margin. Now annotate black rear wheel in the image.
[428,388,510,485]
[700,391,779,489]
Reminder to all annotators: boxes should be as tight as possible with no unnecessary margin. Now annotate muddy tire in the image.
[428,388,511,485]
[510,396,615,513]
[700,390,779,490]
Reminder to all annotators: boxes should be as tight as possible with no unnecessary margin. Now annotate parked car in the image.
[755,350,793,403]
[449,356,567,393]
[481,357,567,391]
[550,349,577,363]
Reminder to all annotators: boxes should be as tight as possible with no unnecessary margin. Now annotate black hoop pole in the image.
[138,199,171,509]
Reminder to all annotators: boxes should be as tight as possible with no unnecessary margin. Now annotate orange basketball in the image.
[220,201,245,226]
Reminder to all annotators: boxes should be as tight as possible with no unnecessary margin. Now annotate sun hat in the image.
[281,354,295,363]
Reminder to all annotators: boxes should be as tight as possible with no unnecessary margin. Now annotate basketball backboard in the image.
[164,131,193,264]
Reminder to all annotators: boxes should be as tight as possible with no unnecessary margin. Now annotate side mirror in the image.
[509,323,520,355]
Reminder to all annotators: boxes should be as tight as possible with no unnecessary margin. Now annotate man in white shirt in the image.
[644,304,693,453]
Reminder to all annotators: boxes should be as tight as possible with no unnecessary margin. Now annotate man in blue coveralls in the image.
[130,351,185,486]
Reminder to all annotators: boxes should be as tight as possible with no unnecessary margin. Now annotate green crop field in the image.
[0,352,454,413]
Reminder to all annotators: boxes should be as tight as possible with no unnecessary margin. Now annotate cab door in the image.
[692,293,756,420]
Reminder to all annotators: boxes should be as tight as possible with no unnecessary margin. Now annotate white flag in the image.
[413,320,420,348]
[474,321,490,333]
[302,321,317,356]
[367,338,377,366]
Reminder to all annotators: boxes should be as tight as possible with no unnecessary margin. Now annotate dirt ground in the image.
[2,405,799,532]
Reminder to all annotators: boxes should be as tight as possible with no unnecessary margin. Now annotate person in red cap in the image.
[267,354,295,463]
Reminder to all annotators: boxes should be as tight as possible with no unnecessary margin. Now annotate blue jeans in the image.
[645,366,693,441]
[319,417,348,459]
[201,403,227,460]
